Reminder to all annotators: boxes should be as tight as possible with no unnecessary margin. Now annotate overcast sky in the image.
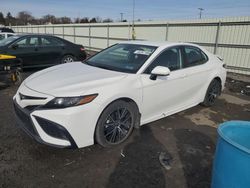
[1,0,250,21]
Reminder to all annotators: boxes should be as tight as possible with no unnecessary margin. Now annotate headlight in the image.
[43,94,98,109]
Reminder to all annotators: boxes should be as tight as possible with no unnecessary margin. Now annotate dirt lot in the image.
[0,72,249,188]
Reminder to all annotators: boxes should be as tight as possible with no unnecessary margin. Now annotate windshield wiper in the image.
[94,64,114,71]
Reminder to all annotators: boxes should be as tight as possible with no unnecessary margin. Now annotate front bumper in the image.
[13,84,103,148]
[13,99,77,148]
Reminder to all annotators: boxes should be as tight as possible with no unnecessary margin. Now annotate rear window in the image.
[183,46,208,68]
[41,37,64,46]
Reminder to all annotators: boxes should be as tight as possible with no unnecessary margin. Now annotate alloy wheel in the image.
[103,107,132,144]
[207,82,220,104]
[63,56,74,63]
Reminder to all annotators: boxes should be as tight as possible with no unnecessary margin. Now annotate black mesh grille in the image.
[24,105,40,112]
[13,101,38,136]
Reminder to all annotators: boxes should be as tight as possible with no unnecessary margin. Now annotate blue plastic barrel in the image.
[212,121,250,188]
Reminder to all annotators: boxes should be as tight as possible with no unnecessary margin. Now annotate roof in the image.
[0,32,15,35]
[119,40,197,48]
[15,33,54,37]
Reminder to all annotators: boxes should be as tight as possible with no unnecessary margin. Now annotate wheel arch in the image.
[61,53,75,58]
[212,76,223,94]
[93,97,141,143]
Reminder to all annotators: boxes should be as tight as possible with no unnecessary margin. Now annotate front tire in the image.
[202,79,221,107]
[95,101,137,147]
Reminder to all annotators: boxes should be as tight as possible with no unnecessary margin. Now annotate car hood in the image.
[24,62,127,96]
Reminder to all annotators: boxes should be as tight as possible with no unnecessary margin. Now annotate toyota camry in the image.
[13,41,226,148]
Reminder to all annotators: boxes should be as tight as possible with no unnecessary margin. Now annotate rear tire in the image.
[61,55,75,63]
[202,79,221,107]
[95,100,137,147]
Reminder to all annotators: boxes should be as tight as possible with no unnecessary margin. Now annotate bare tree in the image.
[5,12,16,26]
[0,12,5,25]
[80,17,89,23]
[57,16,72,24]
[89,17,97,23]
[17,11,34,25]
[42,14,57,24]
[103,18,113,23]
[95,16,102,23]
[75,17,89,23]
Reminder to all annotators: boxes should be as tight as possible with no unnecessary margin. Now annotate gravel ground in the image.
[0,71,249,188]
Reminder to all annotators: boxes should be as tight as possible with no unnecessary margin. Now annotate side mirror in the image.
[150,66,170,80]
[11,44,19,49]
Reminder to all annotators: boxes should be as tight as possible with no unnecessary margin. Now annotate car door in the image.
[179,45,212,105]
[140,46,189,123]
[38,36,64,65]
[8,36,41,67]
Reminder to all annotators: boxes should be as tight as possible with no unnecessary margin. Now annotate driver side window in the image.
[15,38,28,47]
[14,37,39,48]
[144,47,182,74]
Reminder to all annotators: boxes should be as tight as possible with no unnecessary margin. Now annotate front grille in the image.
[13,101,38,136]
[24,105,40,112]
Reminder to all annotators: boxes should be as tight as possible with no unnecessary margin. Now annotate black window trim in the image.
[142,44,209,75]
[142,45,183,74]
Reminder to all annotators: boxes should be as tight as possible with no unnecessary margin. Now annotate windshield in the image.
[85,43,157,73]
[0,36,20,46]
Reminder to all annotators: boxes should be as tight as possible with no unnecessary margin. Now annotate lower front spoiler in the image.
[13,100,78,149]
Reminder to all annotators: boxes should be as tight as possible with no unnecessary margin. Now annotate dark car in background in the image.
[0,27,14,33]
[0,34,87,68]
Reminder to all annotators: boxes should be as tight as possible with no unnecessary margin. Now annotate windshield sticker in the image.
[134,50,151,56]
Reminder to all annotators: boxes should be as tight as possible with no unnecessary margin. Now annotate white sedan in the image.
[0,32,15,41]
[13,41,226,148]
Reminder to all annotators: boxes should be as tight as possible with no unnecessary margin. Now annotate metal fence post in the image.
[107,24,109,47]
[214,21,221,54]
[62,25,65,39]
[73,25,76,43]
[52,25,55,35]
[128,22,131,40]
[89,24,91,51]
[165,23,169,41]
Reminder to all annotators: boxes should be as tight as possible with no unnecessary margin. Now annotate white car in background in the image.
[0,32,15,41]
[13,41,226,148]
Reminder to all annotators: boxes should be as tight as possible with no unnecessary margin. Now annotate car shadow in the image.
[106,126,168,188]
[174,128,216,188]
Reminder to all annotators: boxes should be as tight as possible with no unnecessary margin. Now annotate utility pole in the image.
[120,13,124,22]
[198,8,204,19]
[132,0,136,40]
